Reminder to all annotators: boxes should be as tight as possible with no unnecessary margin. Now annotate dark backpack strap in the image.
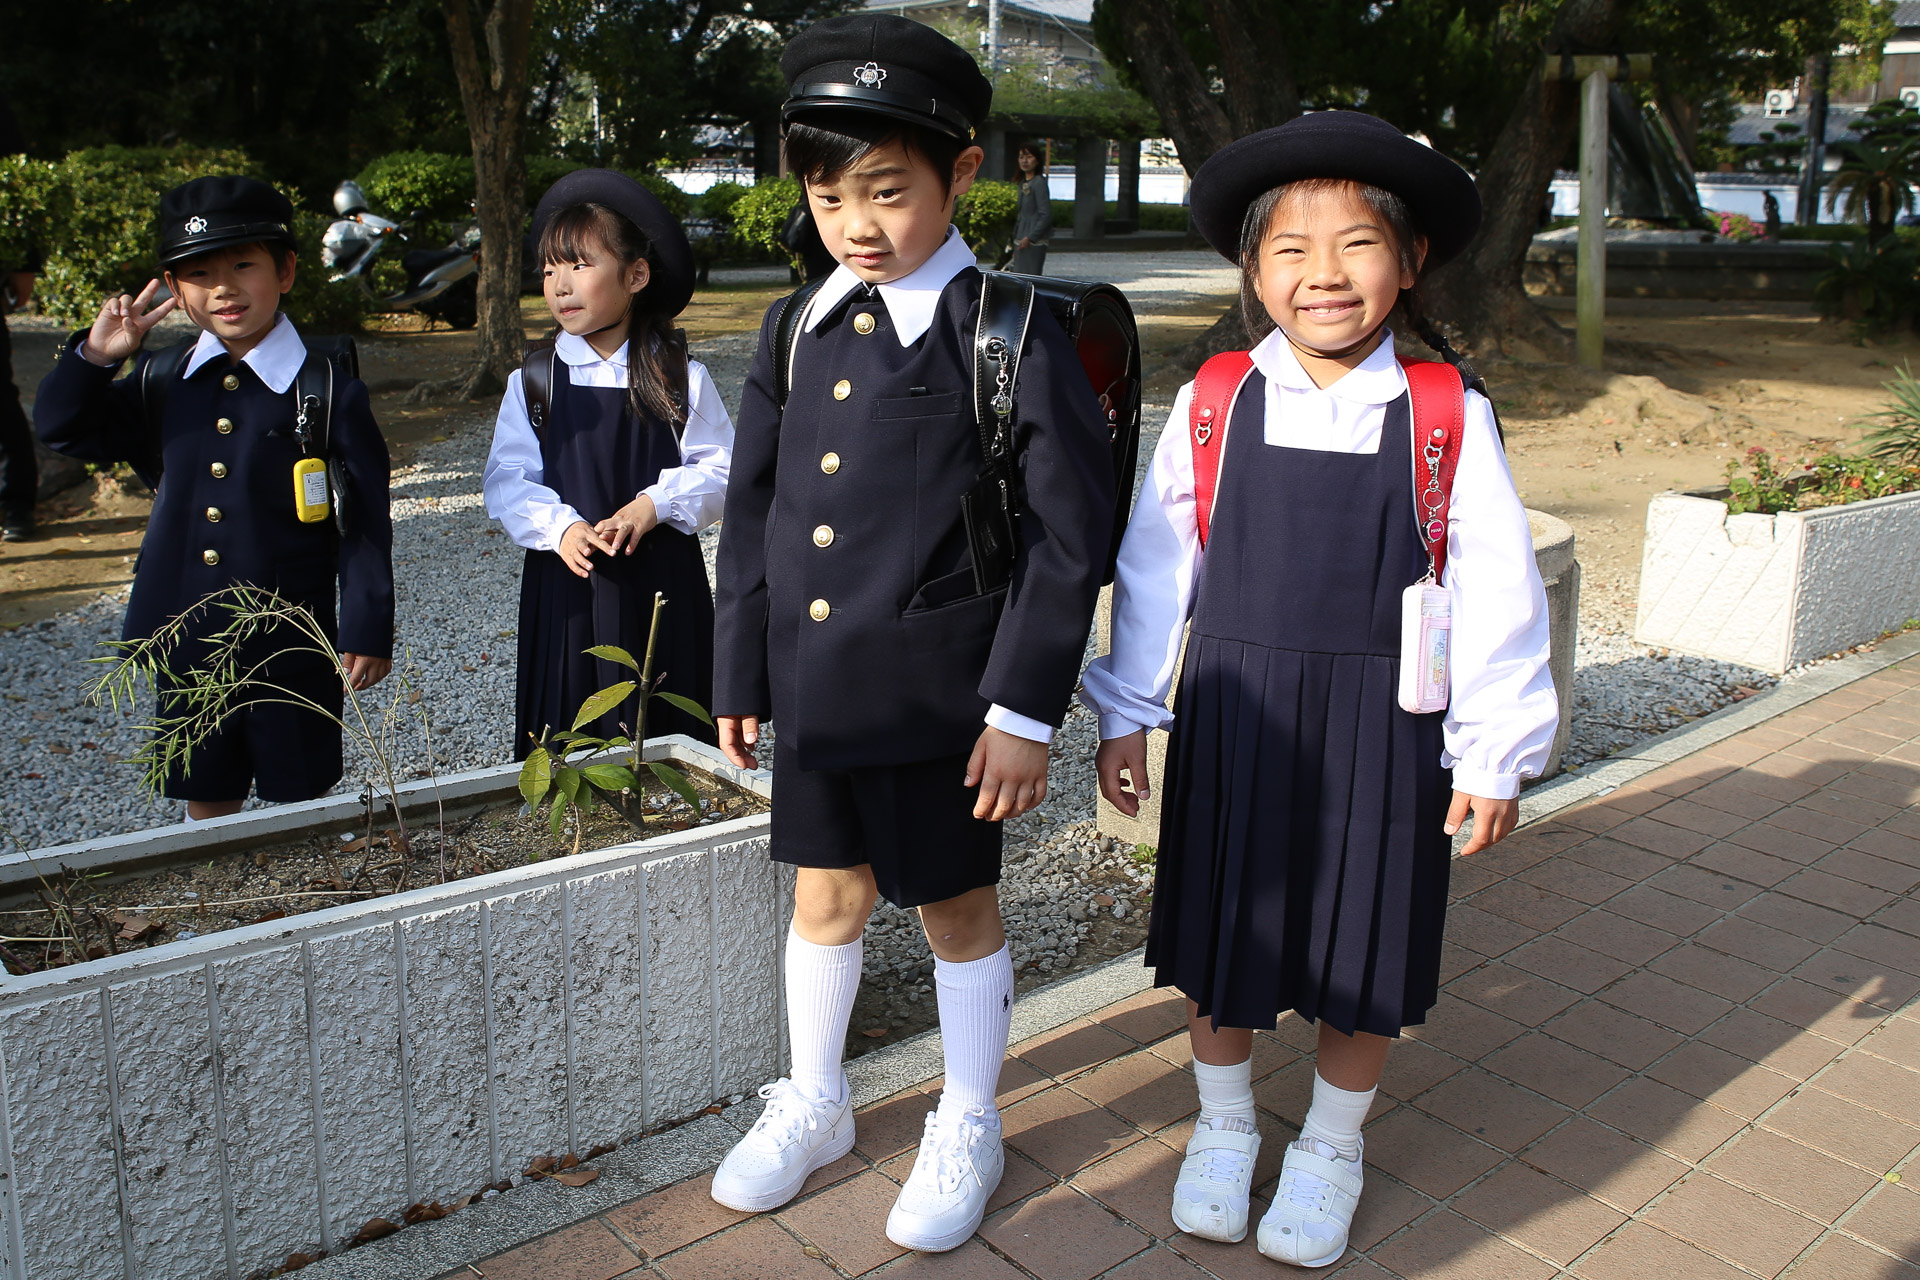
[972,272,1035,469]
[521,339,556,440]
[133,338,196,489]
[772,277,830,411]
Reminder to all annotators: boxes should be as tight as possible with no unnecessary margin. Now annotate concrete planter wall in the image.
[1095,510,1579,848]
[0,737,785,1280]
[1635,489,1920,674]
[1524,236,1835,301]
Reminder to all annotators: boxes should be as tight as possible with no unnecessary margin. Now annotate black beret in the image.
[528,168,696,318]
[157,176,297,268]
[781,14,992,141]
[1188,112,1482,270]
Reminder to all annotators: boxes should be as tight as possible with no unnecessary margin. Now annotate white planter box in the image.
[0,737,784,1280]
[1636,489,1920,673]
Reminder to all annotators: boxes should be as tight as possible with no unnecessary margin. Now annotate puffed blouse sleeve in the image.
[640,358,734,534]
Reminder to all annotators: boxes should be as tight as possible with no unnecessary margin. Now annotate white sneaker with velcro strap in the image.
[1256,1136,1364,1267]
[1169,1120,1261,1242]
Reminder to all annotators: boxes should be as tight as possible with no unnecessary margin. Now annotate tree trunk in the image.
[1098,0,1235,173]
[1420,0,1629,359]
[1798,54,1831,228]
[1200,0,1299,136]
[417,0,536,402]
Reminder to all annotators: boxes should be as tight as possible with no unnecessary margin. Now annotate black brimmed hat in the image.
[781,14,992,142]
[1188,112,1482,269]
[158,176,297,269]
[529,168,696,318]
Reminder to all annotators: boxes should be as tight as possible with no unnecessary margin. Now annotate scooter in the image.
[322,180,480,329]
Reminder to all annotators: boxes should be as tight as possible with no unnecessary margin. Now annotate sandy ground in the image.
[7,260,1917,637]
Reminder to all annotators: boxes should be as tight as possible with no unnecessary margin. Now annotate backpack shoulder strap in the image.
[973,271,1035,466]
[521,339,557,440]
[1398,356,1467,584]
[772,277,830,411]
[293,351,335,457]
[133,337,197,489]
[1188,350,1256,548]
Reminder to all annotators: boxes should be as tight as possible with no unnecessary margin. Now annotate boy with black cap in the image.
[709,12,1115,1252]
[35,176,394,821]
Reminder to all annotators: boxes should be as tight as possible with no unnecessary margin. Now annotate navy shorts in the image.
[769,737,1002,909]
[159,670,345,804]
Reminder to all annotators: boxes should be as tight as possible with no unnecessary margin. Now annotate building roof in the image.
[1896,1,1920,29]
[1726,102,1866,147]
[864,0,1094,29]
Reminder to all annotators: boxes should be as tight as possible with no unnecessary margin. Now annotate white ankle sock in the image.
[934,944,1015,1124]
[784,926,862,1104]
[1193,1058,1257,1135]
[1299,1073,1374,1161]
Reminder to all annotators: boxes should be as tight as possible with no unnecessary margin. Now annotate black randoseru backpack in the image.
[768,270,1143,589]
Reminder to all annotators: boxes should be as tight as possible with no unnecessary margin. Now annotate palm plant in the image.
[1824,103,1920,242]
[1860,362,1920,465]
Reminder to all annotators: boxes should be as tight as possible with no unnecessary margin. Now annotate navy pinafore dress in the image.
[514,374,716,759]
[1150,371,1453,1038]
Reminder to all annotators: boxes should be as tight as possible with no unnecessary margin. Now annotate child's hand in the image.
[342,654,392,692]
[1096,730,1150,817]
[717,715,760,770]
[85,279,177,366]
[594,494,658,554]
[1446,791,1519,855]
[965,726,1049,821]
[557,520,615,578]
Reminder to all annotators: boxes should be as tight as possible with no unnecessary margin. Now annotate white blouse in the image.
[483,329,734,550]
[1079,329,1560,800]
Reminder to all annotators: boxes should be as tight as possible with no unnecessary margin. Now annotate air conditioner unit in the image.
[1901,86,1920,109]
[1764,89,1797,117]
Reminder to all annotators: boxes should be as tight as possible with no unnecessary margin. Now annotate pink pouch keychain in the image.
[1397,362,1465,714]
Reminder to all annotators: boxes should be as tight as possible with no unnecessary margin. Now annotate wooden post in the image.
[1116,139,1141,231]
[1073,136,1107,240]
[1577,66,1609,371]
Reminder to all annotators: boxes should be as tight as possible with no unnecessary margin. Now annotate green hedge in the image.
[955,180,1020,256]
[731,176,802,265]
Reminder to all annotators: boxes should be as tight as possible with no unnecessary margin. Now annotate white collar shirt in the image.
[800,226,979,345]
[182,312,307,393]
[1250,324,1407,454]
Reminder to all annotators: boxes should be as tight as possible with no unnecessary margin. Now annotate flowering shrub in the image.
[1724,446,1920,514]
[1715,211,1760,242]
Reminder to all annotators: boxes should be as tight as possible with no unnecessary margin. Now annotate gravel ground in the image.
[0,313,1806,1014]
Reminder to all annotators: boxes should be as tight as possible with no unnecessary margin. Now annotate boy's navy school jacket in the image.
[34,315,394,658]
[714,233,1115,770]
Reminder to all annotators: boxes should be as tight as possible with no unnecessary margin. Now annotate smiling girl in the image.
[1085,114,1558,1267]
[483,169,731,757]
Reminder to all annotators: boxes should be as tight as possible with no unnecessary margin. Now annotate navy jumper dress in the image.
[1150,372,1454,1038]
[514,375,715,758]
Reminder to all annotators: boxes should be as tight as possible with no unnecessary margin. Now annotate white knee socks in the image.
[1299,1073,1374,1161]
[785,926,863,1105]
[934,944,1015,1125]
[1193,1058,1258,1134]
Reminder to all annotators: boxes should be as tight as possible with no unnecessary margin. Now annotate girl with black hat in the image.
[484,169,730,757]
[1085,113,1558,1267]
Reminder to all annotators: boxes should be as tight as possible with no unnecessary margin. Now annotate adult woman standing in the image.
[1009,142,1052,274]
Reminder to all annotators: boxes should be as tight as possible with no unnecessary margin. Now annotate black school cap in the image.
[781,14,992,141]
[158,176,297,269]
[1188,112,1482,269]
[528,168,697,318]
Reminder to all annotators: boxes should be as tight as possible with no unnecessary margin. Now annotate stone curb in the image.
[303,633,1920,1278]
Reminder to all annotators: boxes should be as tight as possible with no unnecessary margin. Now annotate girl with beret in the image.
[484,169,731,756]
[1086,113,1558,1267]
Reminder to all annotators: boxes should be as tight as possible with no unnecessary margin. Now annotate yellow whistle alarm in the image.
[293,457,331,523]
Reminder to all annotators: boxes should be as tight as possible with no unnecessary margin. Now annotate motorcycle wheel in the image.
[429,278,479,330]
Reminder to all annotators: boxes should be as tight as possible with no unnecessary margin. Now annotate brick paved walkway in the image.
[446,662,1920,1280]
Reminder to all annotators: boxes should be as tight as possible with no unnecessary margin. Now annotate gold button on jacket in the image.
[206,507,223,523]
[812,525,834,548]
[809,599,831,621]
[221,373,240,391]
[202,549,221,566]
[215,417,234,434]
[853,312,876,335]
[832,379,851,400]
[820,452,841,474]
[209,462,228,478]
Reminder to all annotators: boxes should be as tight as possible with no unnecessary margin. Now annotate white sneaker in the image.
[1256,1137,1364,1268]
[710,1078,855,1212]
[885,1105,1005,1252]
[1169,1120,1261,1242]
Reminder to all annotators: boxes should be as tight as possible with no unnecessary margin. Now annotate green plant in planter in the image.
[517,592,714,847]
[1860,362,1920,465]
[1724,447,1798,515]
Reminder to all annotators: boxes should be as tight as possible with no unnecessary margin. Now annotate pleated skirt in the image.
[1147,633,1453,1037]
[514,533,716,760]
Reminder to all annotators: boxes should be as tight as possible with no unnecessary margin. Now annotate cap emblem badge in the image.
[854,61,887,88]
[185,216,209,235]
